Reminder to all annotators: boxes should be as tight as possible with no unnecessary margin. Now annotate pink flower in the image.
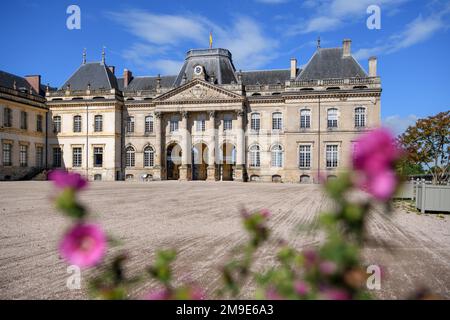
[265,287,283,300]
[144,288,171,300]
[303,249,318,267]
[368,170,397,200]
[189,286,206,300]
[352,128,401,200]
[294,281,309,296]
[49,170,87,190]
[59,223,107,268]
[319,261,337,275]
[321,288,351,300]
[260,209,271,218]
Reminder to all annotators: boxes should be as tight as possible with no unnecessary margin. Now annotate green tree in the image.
[398,111,449,184]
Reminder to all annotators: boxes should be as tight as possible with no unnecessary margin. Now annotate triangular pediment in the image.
[154,79,243,103]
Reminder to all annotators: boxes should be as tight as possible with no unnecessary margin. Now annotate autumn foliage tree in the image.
[398,111,450,184]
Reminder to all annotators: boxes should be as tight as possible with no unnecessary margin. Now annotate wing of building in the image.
[1,39,381,182]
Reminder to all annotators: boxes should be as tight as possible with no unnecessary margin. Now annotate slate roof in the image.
[296,48,367,80]
[117,75,177,91]
[0,70,52,96]
[174,48,238,86]
[59,62,119,91]
[240,69,292,85]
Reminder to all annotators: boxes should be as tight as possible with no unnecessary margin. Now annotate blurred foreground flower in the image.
[49,170,87,190]
[352,128,401,200]
[60,223,107,267]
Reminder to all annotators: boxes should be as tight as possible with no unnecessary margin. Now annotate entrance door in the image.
[221,143,236,181]
[166,143,182,180]
[192,143,208,180]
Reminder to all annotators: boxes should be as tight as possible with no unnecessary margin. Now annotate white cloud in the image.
[354,9,450,60]
[107,10,277,73]
[152,59,184,75]
[289,0,408,35]
[383,114,418,136]
[107,10,205,45]
[215,17,279,69]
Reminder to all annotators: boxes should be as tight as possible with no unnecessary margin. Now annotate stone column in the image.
[179,111,191,181]
[235,110,245,182]
[154,111,162,180]
[207,111,217,181]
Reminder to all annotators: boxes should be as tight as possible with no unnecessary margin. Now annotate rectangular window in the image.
[196,116,206,132]
[300,110,311,129]
[20,111,27,130]
[36,146,43,168]
[327,109,338,128]
[73,116,82,132]
[251,114,260,132]
[224,114,232,131]
[36,115,43,132]
[326,145,338,168]
[3,108,12,127]
[94,147,103,167]
[272,113,283,130]
[19,145,28,167]
[145,116,154,133]
[72,147,82,167]
[94,115,103,132]
[170,117,179,132]
[53,147,62,167]
[126,116,135,133]
[355,108,366,128]
[53,116,61,133]
[299,145,311,168]
[2,143,12,166]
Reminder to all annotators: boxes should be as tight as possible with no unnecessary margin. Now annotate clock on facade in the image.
[193,65,203,76]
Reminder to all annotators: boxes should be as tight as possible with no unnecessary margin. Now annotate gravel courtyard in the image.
[1,181,449,299]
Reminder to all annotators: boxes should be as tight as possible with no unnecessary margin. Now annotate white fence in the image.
[395,180,450,213]
[416,183,450,213]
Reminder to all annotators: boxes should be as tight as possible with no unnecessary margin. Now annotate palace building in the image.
[0,39,381,182]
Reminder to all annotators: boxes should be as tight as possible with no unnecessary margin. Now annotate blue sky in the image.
[1,0,449,134]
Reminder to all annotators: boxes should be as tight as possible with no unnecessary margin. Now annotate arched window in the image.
[126,146,135,167]
[73,115,82,132]
[327,108,338,128]
[251,113,260,132]
[300,109,311,129]
[300,175,310,184]
[271,144,283,167]
[272,112,283,130]
[94,174,102,181]
[94,115,103,132]
[144,146,154,167]
[354,107,366,128]
[145,115,154,133]
[249,145,261,167]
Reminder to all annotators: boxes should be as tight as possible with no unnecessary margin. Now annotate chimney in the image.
[25,75,41,94]
[343,39,351,57]
[108,66,115,75]
[368,56,377,77]
[290,58,297,80]
[123,68,132,88]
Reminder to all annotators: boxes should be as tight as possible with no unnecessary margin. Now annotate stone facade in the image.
[1,39,381,182]
[0,81,48,180]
